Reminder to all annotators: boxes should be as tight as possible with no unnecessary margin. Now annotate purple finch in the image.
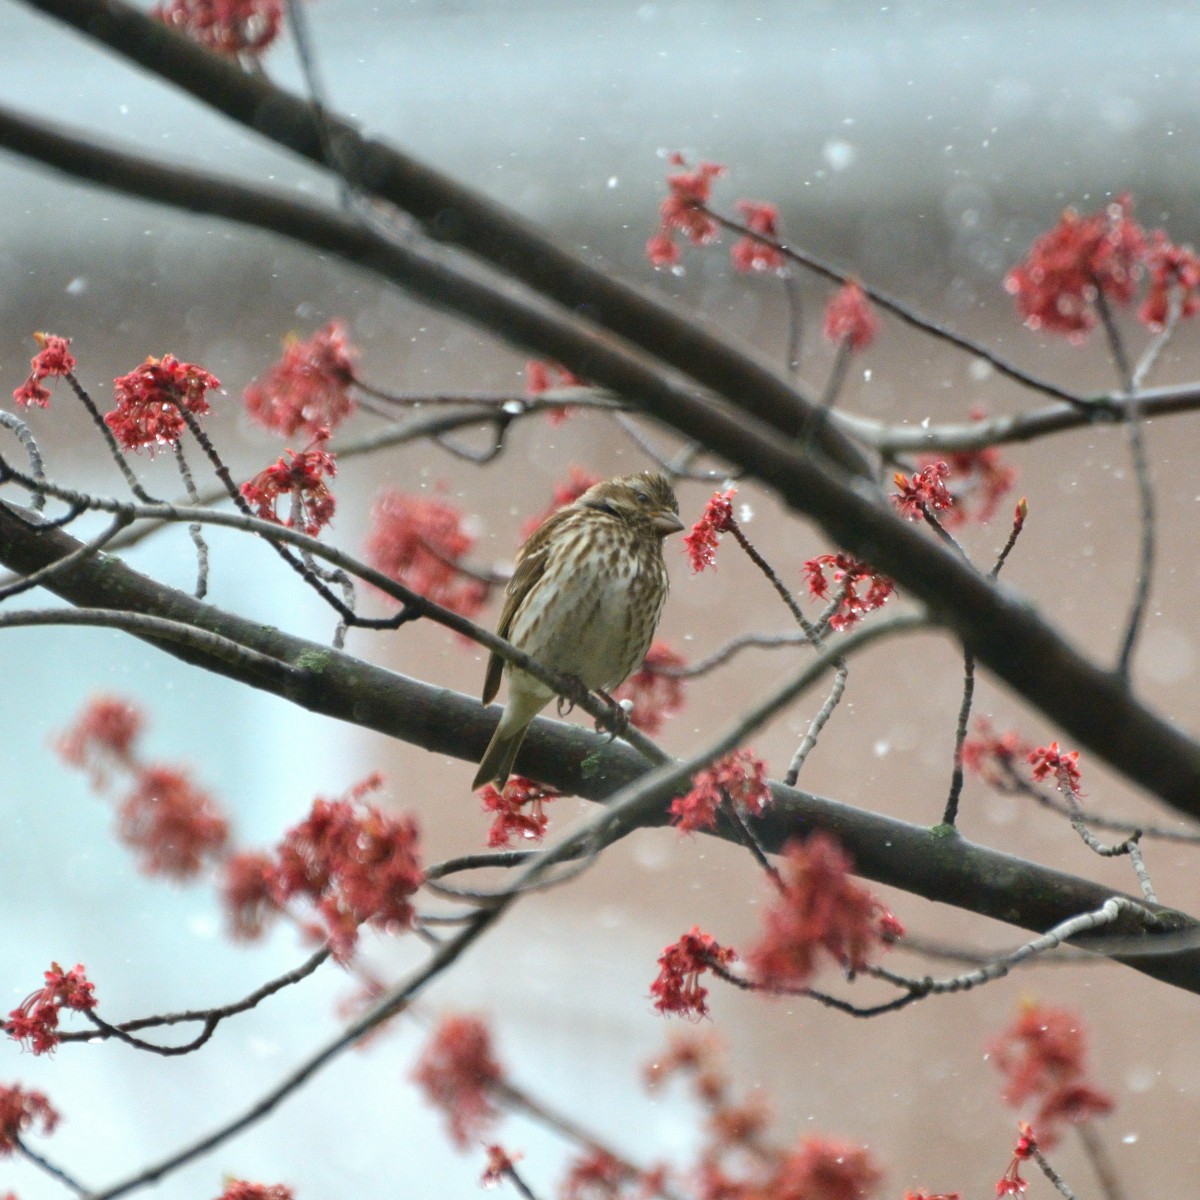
[472,472,683,789]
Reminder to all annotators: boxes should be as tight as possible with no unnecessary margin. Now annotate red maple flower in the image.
[960,719,1031,787]
[0,1084,59,1155]
[612,641,687,734]
[481,1144,522,1189]
[559,1149,630,1200]
[117,764,230,879]
[802,554,894,632]
[822,282,879,351]
[523,360,586,423]
[683,489,735,572]
[1005,195,1145,340]
[747,834,902,989]
[220,851,281,941]
[646,153,726,267]
[244,321,358,436]
[477,775,560,847]
[1139,229,1200,329]
[241,428,337,536]
[271,780,423,960]
[214,1182,295,1200]
[412,1014,505,1148]
[892,462,954,520]
[12,331,76,408]
[105,354,220,452]
[730,200,785,274]
[6,963,98,1055]
[670,749,772,833]
[365,488,490,619]
[904,1193,961,1200]
[520,467,603,539]
[1026,742,1083,796]
[152,0,283,57]
[764,1137,883,1200]
[989,1004,1113,1147]
[650,927,736,1020]
[995,1123,1036,1196]
[55,695,144,786]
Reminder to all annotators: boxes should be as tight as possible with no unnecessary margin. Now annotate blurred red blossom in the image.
[646,153,726,267]
[960,719,1032,787]
[152,0,284,57]
[117,764,230,879]
[923,442,1017,527]
[213,1182,295,1200]
[54,695,144,786]
[365,488,490,619]
[6,963,97,1055]
[524,360,586,423]
[747,834,902,989]
[760,1136,883,1200]
[105,354,220,452]
[477,775,560,848]
[221,850,281,941]
[271,777,423,960]
[731,200,786,274]
[1026,742,1083,796]
[822,282,879,351]
[12,331,76,408]
[651,927,737,1020]
[670,749,771,833]
[892,462,954,520]
[1139,230,1200,329]
[481,1144,522,1189]
[244,321,358,437]
[412,1014,505,1148]
[802,554,894,632]
[241,428,337,536]
[989,1004,1113,1148]
[0,1084,59,1155]
[683,488,735,572]
[613,641,687,734]
[1005,195,1144,340]
[520,467,603,539]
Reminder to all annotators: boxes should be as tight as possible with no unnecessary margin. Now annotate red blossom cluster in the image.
[612,641,687,734]
[412,1014,505,1148]
[520,467,603,539]
[241,428,338,536]
[213,1182,295,1200]
[747,834,903,989]
[1026,742,1083,797]
[669,748,772,833]
[244,321,358,437]
[822,281,879,351]
[646,154,727,268]
[1140,229,1200,329]
[476,775,560,847]
[481,1144,523,1190]
[0,1083,59,1155]
[264,778,424,960]
[524,359,586,424]
[922,441,1017,526]
[105,354,220,452]
[6,963,97,1055]
[730,200,786,274]
[365,488,490,619]
[558,1149,640,1200]
[152,0,283,57]
[11,331,76,408]
[960,719,1032,787]
[56,697,229,879]
[995,1122,1037,1197]
[802,553,894,632]
[891,462,955,521]
[989,1003,1114,1148]
[683,488,735,572]
[650,927,737,1020]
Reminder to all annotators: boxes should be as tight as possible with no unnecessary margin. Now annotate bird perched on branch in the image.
[472,471,684,790]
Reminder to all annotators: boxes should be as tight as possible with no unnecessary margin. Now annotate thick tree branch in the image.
[0,501,1196,995]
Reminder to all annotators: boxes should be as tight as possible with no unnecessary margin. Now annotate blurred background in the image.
[3,1,1200,1197]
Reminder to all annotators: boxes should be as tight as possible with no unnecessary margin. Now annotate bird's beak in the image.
[652,509,686,535]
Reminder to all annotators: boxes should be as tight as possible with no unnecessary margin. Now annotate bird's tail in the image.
[471,724,529,791]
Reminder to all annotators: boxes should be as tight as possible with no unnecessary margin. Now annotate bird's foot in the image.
[592,688,631,742]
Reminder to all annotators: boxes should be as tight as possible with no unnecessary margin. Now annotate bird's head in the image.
[577,472,684,537]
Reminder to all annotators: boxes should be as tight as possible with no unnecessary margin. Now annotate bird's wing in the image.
[480,508,571,705]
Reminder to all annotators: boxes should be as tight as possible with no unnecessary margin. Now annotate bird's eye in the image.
[635,491,651,505]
